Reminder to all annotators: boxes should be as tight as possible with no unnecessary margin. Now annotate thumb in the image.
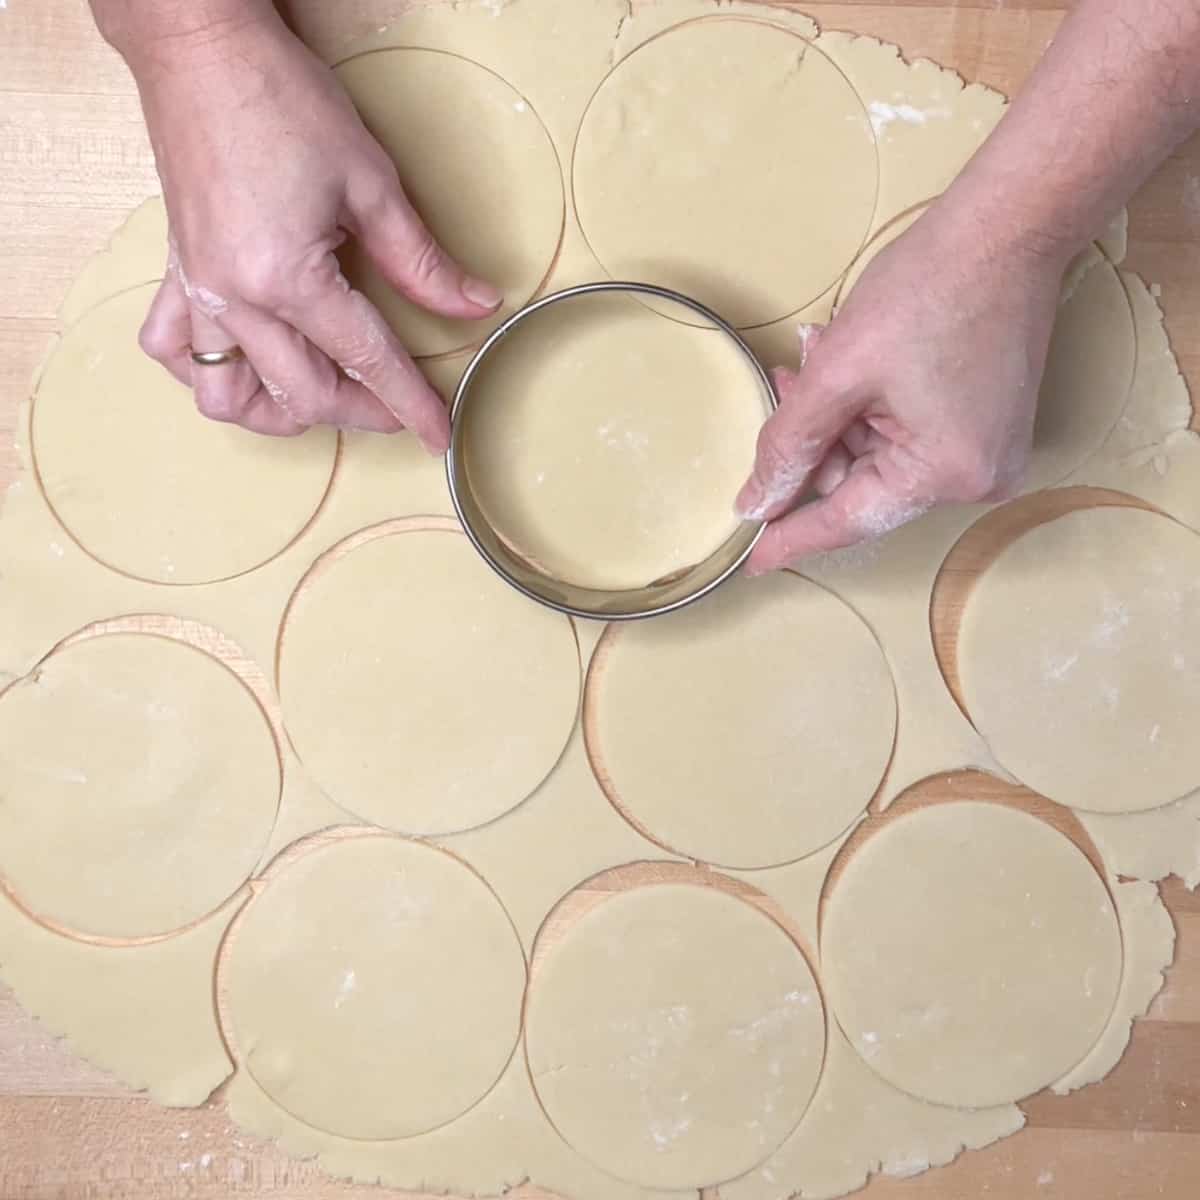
[352,179,503,320]
[736,360,857,522]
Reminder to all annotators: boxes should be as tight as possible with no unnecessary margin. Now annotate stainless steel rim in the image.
[446,281,777,620]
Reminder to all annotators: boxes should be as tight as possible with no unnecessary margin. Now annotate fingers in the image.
[736,362,859,523]
[139,272,193,387]
[745,460,931,575]
[218,306,405,434]
[189,308,308,438]
[286,276,451,452]
[347,173,503,321]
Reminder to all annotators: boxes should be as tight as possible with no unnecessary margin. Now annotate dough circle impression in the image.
[822,802,1122,1108]
[0,634,279,940]
[461,291,765,591]
[572,17,878,327]
[959,506,1200,813]
[32,284,338,585]
[586,573,895,867]
[222,835,525,1140]
[526,882,825,1189]
[278,528,580,835]
[336,47,564,357]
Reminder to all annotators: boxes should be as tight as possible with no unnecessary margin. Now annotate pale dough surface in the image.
[822,802,1122,1108]
[223,833,525,1140]
[32,284,338,585]
[0,634,278,939]
[0,1,1191,1197]
[573,17,877,326]
[336,47,564,357]
[587,572,895,867]
[279,528,580,835]
[463,292,764,590]
[961,507,1200,813]
[525,882,824,1189]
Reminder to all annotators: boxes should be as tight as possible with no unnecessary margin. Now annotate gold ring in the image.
[190,345,246,367]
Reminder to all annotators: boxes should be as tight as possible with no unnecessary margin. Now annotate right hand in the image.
[130,10,500,443]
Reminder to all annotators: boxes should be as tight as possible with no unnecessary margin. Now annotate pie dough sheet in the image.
[586,572,895,868]
[573,16,878,327]
[462,291,764,591]
[222,833,526,1141]
[337,46,564,358]
[31,284,338,585]
[0,1,1193,1197]
[821,802,1122,1108]
[525,882,825,1190]
[0,634,279,939]
[960,507,1200,814]
[278,528,580,835]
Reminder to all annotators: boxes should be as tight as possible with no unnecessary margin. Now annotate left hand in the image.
[736,201,1069,573]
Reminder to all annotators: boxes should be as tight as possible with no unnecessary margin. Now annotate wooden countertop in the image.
[1,1,1199,1197]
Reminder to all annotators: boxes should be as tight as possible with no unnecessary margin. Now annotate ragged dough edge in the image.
[0,886,239,1107]
[1080,795,1200,891]
[719,1029,1023,1200]
[1051,878,1176,1094]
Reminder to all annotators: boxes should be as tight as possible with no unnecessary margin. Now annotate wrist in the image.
[91,0,282,77]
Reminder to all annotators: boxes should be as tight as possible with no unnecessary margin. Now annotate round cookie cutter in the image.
[446,281,776,621]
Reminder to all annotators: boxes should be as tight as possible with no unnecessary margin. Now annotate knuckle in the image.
[941,446,1001,502]
[407,233,447,288]
[138,320,170,362]
[235,249,289,308]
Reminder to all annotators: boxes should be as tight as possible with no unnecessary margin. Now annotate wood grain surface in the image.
[2,1,1200,1197]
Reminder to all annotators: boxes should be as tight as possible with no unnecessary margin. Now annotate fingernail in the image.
[736,478,766,521]
[462,278,503,310]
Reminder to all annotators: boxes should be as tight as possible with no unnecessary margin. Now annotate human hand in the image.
[130,11,500,444]
[735,204,1070,572]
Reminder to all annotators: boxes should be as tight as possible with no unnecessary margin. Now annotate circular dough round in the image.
[32,285,338,585]
[0,635,279,939]
[224,835,525,1139]
[572,18,878,327]
[279,528,579,834]
[960,506,1200,813]
[822,802,1121,1107]
[842,220,1134,492]
[587,573,895,866]
[336,48,564,357]
[462,291,765,591]
[526,882,824,1189]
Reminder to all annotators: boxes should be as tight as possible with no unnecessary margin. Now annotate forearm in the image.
[937,0,1200,263]
[89,0,282,73]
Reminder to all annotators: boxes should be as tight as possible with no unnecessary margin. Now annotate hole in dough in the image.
[525,880,825,1189]
[460,290,765,591]
[277,526,580,835]
[821,801,1122,1108]
[336,47,565,358]
[220,832,525,1140]
[0,633,280,940]
[958,505,1200,814]
[31,284,338,586]
[584,572,896,868]
[572,17,879,328]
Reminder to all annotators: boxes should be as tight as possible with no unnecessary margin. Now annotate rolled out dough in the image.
[0,634,279,939]
[222,833,526,1139]
[32,284,338,585]
[573,16,878,326]
[462,291,765,590]
[336,47,564,357]
[821,802,1122,1108]
[278,528,580,835]
[960,507,1200,813]
[586,571,895,867]
[525,882,825,1189]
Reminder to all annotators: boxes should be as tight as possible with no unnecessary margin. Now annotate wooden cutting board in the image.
[1,1,1199,1197]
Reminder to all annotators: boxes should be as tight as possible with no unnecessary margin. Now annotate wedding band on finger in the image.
[190,345,246,367]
